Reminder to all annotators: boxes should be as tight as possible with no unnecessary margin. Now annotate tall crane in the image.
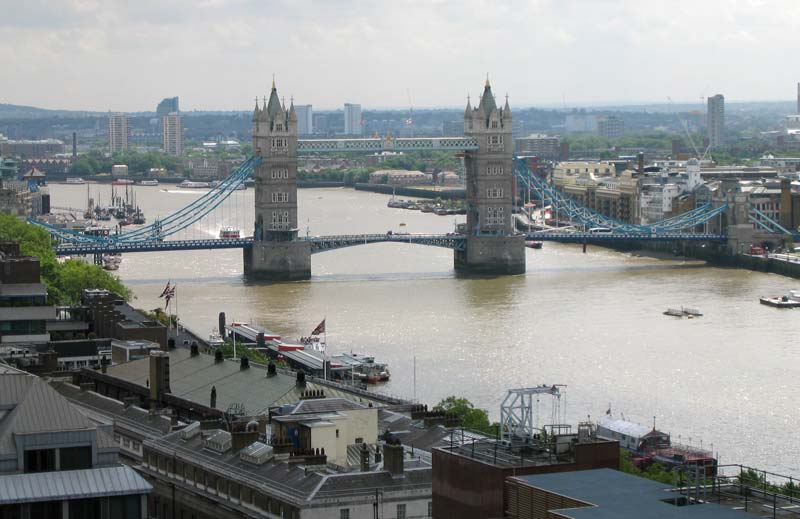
[668,96,710,160]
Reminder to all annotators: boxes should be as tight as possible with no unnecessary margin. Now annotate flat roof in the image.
[512,469,750,519]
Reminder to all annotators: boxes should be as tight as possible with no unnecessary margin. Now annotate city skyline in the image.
[2,0,800,112]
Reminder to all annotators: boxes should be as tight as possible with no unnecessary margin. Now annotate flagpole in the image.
[174,284,179,337]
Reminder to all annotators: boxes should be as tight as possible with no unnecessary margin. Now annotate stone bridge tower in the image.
[455,79,525,275]
[244,81,311,280]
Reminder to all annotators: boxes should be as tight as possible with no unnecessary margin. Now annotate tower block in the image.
[243,82,311,280]
[454,79,526,275]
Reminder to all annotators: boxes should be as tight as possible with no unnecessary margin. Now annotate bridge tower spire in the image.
[244,82,311,280]
[455,79,525,275]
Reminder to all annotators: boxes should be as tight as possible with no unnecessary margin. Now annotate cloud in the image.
[0,0,799,111]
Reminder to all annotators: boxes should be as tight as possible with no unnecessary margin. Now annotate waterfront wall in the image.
[354,183,465,200]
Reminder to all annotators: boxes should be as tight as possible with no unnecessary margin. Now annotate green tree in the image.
[53,259,132,305]
[433,396,496,435]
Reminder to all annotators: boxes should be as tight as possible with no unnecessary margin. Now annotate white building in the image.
[344,103,362,135]
[111,164,128,177]
[295,104,313,135]
[162,113,183,156]
[107,114,129,154]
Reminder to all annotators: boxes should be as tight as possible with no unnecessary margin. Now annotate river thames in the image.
[52,183,799,475]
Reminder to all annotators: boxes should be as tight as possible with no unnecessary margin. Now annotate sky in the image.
[1,0,799,112]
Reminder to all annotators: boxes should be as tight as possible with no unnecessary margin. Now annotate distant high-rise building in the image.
[796,82,799,114]
[344,103,362,135]
[162,113,183,156]
[598,116,624,139]
[515,134,561,160]
[707,94,725,148]
[157,97,179,117]
[313,114,329,134]
[107,114,129,154]
[295,105,313,135]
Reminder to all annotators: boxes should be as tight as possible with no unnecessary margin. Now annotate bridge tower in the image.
[455,79,525,275]
[244,81,311,280]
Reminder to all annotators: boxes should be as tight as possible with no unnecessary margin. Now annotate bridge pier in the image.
[243,241,311,281]
[454,235,526,275]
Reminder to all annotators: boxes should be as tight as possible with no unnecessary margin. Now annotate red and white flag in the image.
[159,282,176,309]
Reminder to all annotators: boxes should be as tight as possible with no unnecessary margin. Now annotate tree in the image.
[0,214,133,305]
[433,396,496,435]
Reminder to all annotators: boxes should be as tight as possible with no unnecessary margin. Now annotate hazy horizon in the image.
[2,0,799,112]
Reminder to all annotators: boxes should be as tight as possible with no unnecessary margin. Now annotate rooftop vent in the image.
[240,442,274,465]
[180,421,200,441]
[203,429,232,453]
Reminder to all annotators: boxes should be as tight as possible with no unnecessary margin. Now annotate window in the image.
[428,501,432,517]
[485,206,505,226]
[486,187,504,199]
[24,448,56,473]
[272,137,288,148]
[271,192,289,203]
[60,446,92,471]
[491,120,499,129]
[340,510,350,519]
[486,164,503,176]
[355,437,363,444]
[271,168,289,179]
[276,124,283,131]
[396,504,406,519]
[488,135,503,146]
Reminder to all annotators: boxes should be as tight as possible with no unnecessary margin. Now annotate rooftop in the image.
[101,347,389,416]
[512,469,751,519]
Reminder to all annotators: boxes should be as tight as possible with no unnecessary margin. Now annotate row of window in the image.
[0,320,46,335]
[144,449,297,518]
[271,168,289,179]
[341,502,429,518]
[271,192,290,203]
[486,165,504,176]
[486,187,504,199]
[272,137,288,148]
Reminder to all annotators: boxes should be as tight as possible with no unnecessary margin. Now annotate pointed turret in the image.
[464,95,472,119]
[502,95,512,120]
[479,79,497,115]
[252,99,261,122]
[266,82,282,122]
[289,99,297,122]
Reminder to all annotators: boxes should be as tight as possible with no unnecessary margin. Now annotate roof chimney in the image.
[149,350,171,402]
[190,342,199,356]
[214,349,224,363]
[210,385,217,408]
[240,356,250,370]
[383,440,404,478]
[296,371,306,387]
[360,443,370,472]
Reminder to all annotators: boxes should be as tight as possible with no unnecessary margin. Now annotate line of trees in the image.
[69,150,179,176]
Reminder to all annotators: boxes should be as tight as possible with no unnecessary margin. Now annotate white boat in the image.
[219,227,241,239]
[178,180,210,189]
[139,179,159,186]
[66,177,86,185]
[208,329,224,347]
[102,254,122,270]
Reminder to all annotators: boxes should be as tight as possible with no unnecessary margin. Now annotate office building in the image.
[294,104,313,135]
[707,94,725,147]
[0,366,152,517]
[344,103,362,135]
[162,113,183,156]
[598,115,625,139]
[107,114,129,154]
[515,134,561,160]
[156,96,179,118]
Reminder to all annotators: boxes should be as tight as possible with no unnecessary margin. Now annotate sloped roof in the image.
[0,374,95,456]
[291,398,367,415]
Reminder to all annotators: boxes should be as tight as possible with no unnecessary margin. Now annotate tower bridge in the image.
[35,79,786,279]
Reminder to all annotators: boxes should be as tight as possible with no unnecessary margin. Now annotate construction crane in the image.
[405,88,413,126]
[667,96,711,160]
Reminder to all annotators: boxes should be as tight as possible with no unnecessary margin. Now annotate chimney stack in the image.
[360,443,369,472]
[383,440,404,478]
[190,341,199,356]
[210,385,217,408]
[214,349,224,363]
[240,356,250,370]
[149,350,171,402]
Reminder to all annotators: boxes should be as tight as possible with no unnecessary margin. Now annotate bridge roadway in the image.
[53,231,726,256]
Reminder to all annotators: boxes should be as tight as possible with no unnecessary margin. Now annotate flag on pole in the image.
[159,281,172,298]
[162,285,176,310]
[311,318,326,336]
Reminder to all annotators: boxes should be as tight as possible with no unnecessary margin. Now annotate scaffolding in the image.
[499,385,566,444]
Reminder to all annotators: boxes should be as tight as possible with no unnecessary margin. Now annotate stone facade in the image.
[456,80,525,275]
[245,82,311,280]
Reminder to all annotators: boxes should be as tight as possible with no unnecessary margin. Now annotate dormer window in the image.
[491,121,499,129]
[276,124,283,131]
